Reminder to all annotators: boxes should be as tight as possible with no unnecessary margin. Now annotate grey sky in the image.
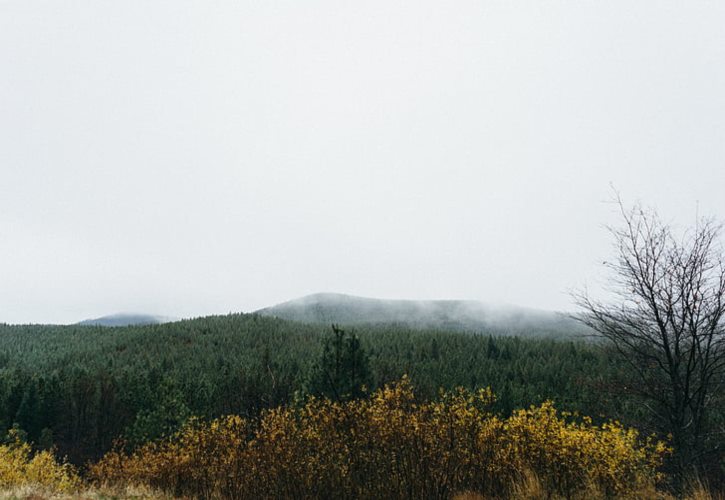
[1,1,724,324]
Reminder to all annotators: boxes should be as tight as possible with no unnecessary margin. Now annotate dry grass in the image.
[452,471,724,500]
[2,478,722,500]
[683,481,725,500]
[0,484,172,500]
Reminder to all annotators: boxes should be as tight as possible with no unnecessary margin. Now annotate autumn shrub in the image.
[90,377,668,499]
[502,403,669,496]
[0,430,79,493]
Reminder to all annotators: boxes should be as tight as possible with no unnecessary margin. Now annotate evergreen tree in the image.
[311,325,371,400]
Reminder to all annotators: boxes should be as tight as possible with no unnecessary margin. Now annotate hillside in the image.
[0,313,614,464]
[256,293,587,337]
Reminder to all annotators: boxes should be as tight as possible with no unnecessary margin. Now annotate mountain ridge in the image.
[77,313,174,327]
[255,293,587,337]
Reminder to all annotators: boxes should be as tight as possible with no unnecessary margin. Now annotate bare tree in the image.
[574,198,725,476]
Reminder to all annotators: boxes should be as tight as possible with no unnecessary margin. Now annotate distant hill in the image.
[77,313,172,327]
[255,293,588,338]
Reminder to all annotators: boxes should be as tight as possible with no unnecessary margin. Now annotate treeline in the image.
[1,314,632,465]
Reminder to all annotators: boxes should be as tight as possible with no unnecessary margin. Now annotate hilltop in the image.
[255,293,587,337]
[77,313,173,327]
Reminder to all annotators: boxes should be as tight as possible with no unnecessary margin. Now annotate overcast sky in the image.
[1,1,724,324]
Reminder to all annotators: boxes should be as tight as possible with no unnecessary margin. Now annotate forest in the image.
[1,312,721,497]
[0,315,618,463]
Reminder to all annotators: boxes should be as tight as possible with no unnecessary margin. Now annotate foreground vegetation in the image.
[0,381,721,498]
[1,313,723,495]
[0,430,78,494]
[0,314,618,464]
[90,377,668,499]
[0,378,683,499]
[0,379,719,499]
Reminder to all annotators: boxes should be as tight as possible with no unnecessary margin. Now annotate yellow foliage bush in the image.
[0,431,79,493]
[90,377,669,499]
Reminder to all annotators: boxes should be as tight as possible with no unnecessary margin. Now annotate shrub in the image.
[0,430,79,493]
[90,377,668,499]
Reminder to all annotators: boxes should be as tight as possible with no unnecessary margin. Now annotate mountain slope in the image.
[255,293,587,337]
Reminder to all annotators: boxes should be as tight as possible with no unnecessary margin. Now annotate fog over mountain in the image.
[256,293,588,338]
[77,313,174,327]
